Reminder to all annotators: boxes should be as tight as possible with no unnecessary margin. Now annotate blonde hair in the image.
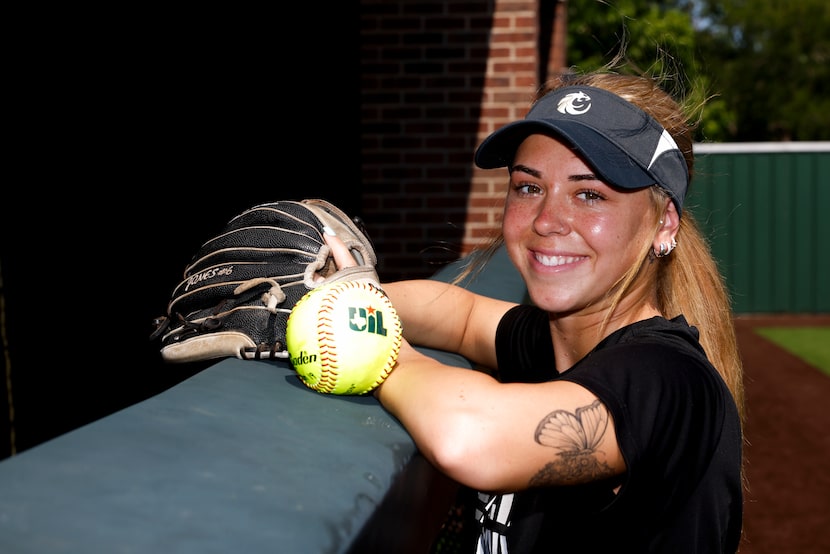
[458,70,746,428]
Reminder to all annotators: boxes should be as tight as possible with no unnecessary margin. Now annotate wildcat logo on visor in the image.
[557,91,591,115]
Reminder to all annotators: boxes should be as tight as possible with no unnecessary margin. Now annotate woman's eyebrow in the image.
[570,173,599,182]
[509,164,542,178]
[510,163,599,184]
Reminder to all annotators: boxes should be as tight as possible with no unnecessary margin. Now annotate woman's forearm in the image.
[382,280,475,351]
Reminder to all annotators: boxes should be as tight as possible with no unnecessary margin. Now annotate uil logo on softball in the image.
[348,304,389,336]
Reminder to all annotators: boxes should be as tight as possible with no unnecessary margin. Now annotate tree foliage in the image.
[565,0,830,141]
[695,0,830,140]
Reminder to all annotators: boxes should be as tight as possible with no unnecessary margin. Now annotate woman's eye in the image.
[577,189,604,203]
[513,182,542,195]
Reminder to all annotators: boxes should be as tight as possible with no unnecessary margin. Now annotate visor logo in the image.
[557,91,591,115]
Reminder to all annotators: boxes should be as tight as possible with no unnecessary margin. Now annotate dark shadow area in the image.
[1,6,359,458]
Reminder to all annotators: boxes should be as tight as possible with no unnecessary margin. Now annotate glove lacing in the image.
[234,278,288,314]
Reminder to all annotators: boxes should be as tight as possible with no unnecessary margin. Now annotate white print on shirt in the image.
[476,492,514,554]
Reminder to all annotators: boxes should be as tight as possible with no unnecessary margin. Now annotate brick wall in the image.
[360,0,566,281]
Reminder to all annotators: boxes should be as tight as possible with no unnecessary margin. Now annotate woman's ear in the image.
[653,200,680,254]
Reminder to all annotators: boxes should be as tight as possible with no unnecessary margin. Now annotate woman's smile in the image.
[532,251,586,269]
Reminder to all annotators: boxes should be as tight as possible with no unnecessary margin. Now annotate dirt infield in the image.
[734,315,830,554]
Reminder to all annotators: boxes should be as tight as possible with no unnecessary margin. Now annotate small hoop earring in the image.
[653,238,678,258]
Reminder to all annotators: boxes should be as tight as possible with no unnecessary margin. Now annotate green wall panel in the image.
[689,145,829,314]
[816,154,830,312]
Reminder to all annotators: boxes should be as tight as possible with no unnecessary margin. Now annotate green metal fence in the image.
[688,142,830,314]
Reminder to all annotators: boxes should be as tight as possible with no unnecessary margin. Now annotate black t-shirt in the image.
[478,304,743,553]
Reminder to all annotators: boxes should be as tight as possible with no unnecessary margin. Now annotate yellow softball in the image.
[285,281,402,395]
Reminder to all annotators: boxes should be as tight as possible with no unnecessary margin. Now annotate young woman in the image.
[329,71,745,553]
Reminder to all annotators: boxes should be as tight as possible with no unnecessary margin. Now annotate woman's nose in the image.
[533,202,569,236]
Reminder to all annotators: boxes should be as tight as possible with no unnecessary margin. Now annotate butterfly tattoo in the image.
[530,400,612,486]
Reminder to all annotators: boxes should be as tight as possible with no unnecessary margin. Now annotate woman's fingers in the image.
[323,227,358,269]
